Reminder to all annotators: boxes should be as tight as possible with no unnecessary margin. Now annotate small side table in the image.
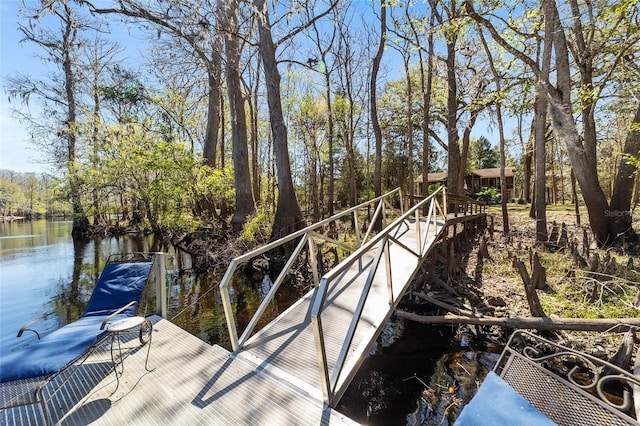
[108,316,154,386]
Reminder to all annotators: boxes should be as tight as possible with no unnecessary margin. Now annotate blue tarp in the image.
[0,262,152,383]
[455,371,557,426]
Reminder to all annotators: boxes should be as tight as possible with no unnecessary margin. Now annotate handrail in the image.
[219,188,403,352]
[311,186,447,405]
[446,193,487,217]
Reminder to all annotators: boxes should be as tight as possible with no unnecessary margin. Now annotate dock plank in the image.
[237,217,445,402]
[2,318,357,425]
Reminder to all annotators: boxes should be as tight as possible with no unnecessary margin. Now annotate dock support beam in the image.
[154,252,167,318]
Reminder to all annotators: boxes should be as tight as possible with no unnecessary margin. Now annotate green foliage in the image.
[0,171,68,216]
[241,206,273,242]
[624,154,640,168]
[542,283,640,320]
[467,136,499,170]
[473,187,498,202]
[195,166,235,212]
[76,116,234,232]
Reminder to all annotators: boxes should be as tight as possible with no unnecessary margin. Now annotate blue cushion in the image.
[455,371,557,426]
[85,262,152,314]
[0,261,152,383]
[0,314,130,382]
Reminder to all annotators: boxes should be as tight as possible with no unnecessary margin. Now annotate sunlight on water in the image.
[0,219,301,356]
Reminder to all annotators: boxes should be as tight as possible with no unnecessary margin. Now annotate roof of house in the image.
[416,167,516,183]
[470,167,516,178]
[415,171,447,183]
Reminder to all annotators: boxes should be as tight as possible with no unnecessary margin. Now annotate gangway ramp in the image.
[220,187,448,406]
[2,188,487,424]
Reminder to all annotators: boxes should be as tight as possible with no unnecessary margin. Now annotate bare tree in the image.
[307,5,338,217]
[80,36,123,226]
[12,0,90,237]
[371,0,386,226]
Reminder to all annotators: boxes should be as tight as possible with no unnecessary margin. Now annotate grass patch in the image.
[540,268,640,319]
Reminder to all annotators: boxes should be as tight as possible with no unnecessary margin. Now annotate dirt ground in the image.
[442,204,640,356]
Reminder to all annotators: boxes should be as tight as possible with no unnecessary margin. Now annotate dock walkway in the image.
[2,317,357,425]
[2,188,485,425]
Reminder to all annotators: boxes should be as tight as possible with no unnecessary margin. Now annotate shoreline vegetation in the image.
[3,204,638,424]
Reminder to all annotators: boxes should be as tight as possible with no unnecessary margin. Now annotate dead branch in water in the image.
[395,310,640,333]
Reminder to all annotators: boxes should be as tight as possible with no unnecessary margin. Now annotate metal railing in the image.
[310,186,447,405]
[219,188,403,352]
[447,194,486,217]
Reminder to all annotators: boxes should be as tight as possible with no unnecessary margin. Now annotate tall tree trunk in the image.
[445,36,462,196]
[250,62,261,206]
[532,0,554,243]
[59,4,88,239]
[571,168,581,226]
[422,12,435,197]
[404,54,414,197]
[254,0,303,240]
[204,71,221,169]
[222,0,255,231]
[407,6,433,199]
[609,103,640,244]
[479,30,509,233]
[523,123,534,203]
[200,45,223,221]
[550,136,558,204]
[325,66,335,217]
[544,0,611,246]
[371,0,386,230]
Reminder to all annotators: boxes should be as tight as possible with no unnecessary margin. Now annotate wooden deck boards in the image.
[2,318,357,425]
[1,211,481,425]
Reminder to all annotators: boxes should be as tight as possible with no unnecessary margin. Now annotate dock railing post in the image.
[154,252,167,318]
[443,188,448,217]
[220,260,240,351]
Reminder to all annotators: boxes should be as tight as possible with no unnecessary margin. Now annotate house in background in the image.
[416,167,518,200]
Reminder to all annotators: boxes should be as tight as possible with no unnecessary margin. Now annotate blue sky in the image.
[0,0,509,175]
[0,0,44,173]
[0,0,150,174]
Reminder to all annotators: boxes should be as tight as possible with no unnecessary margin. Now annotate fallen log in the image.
[415,292,476,317]
[395,310,640,333]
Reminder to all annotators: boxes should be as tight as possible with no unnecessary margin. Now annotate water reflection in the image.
[0,219,303,356]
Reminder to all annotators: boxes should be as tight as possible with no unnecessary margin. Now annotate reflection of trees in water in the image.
[168,270,234,349]
[48,233,162,328]
[45,231,306,352]
[50,237,93,327]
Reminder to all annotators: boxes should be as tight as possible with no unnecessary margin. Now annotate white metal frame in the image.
[220,188,403,352]
[310,186,447,405]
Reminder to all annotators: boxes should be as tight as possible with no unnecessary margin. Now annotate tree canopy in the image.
[4,0,638,247]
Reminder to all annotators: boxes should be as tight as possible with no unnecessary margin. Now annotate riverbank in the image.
[379,206,640,424]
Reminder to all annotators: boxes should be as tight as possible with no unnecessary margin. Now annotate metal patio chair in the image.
[457,329,640,425]
[0,253,154,425]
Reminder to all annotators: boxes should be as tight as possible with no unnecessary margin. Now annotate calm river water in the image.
[0,219,299,356]
[0,219,466,425]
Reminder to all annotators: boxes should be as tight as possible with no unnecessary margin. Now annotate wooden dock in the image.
[2,317,358,425]
[2,188,486,425]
